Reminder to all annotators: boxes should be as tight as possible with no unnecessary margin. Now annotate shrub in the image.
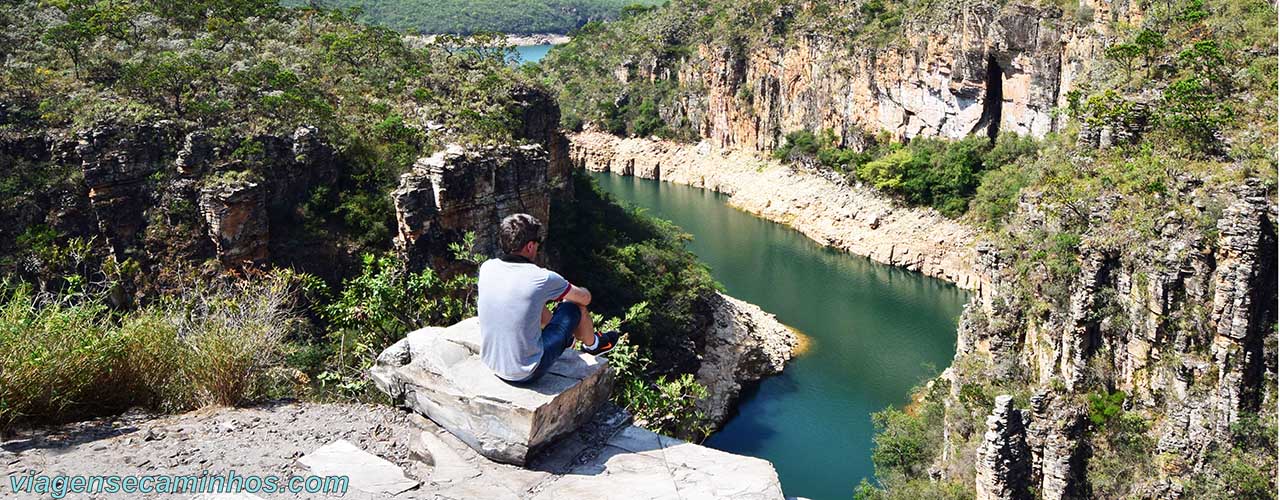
[772,130,821,161]
[0,286,119,427]
[870,407,935,478]
[309,235,484,397]
[0,273,303,430]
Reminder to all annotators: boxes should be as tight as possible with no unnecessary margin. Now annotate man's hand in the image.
[562,285,592,306]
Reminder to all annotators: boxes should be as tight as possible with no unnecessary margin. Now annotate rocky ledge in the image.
[570,131,980,290]
[370,317,613,465]
[698,292,799,424]
[1,402,785,500]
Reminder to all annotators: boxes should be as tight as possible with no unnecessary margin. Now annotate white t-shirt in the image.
[477,256,570,381]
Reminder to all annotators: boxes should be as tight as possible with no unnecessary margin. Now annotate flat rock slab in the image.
[371,317,614,465]
[533,425,785,500]
[298,439,418,495]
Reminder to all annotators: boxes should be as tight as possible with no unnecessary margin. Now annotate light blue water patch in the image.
[513,44,554,64]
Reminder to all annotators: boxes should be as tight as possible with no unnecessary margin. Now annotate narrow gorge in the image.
[540,0,1277,497]
[1,0,1275,499]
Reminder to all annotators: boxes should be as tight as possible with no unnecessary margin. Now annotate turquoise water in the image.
[514,44,554,64]
[590,172,969,500]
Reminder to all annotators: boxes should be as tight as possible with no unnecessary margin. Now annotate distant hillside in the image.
[287,0,665,35]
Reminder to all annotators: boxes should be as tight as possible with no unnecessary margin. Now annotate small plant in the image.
[1087,390,1126,426]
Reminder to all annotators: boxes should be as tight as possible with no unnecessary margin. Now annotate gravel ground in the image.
[1,402,431,499]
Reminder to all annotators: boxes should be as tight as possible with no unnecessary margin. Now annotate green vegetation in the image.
[1,273,303,427]
[855,0,1278,496]
[854,380,972,500]
[547,171,722,440]
[0,0,724,445]
[2,0,543,284]
[772,129,1040,218]
[285,0,665,35]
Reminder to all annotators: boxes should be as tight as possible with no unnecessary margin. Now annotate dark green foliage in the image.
[548,171,720,347]
[1087,410,1156,498]
[771,130,821,161]
[546,172,721,439]
[854,477,973,500]
[773,130,1039,218]
[1087,390,1126,426]
[305,236,484,397]
[870,408,932,476]
[1181,411,1278,499]
[286,0,664,35]
[862,380,950,498]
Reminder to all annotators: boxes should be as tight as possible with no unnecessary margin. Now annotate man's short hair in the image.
[499,213,543,254]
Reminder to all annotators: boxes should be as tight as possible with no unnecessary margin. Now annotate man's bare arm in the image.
[561,285,591,306]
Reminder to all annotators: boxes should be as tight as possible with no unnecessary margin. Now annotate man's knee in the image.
[552,301,582,323]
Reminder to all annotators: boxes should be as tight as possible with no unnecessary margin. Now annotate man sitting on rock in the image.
[478,213,621,383]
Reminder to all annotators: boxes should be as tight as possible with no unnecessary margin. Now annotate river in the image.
[589,172,970,500]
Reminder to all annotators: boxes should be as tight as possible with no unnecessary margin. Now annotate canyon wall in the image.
[949,178,1277,498]
[635,1,1142,153]
[0,88,570,282]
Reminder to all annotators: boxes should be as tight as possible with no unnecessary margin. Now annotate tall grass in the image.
[0,274,303,430]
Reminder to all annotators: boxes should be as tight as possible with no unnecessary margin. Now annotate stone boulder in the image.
[371,318,614,465]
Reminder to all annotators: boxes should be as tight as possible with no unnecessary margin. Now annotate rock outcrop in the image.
[974,393,1090,500]
[975,395,1033,500]
[4,401,785,500]
[1025,393,1089,500]
[570,131,979,289]
[392,144,554,270]
[370,317,614,466]
[948,175,1277,495]
[76,121,178,260]
[1207,181,1276,434]
[198,178,269,268]
[696,292,798,424]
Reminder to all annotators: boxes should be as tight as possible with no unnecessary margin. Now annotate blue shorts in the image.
[509,302,581,384]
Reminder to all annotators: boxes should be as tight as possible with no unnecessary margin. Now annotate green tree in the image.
[1134,29,1165,78]
[1105,43,1143,81]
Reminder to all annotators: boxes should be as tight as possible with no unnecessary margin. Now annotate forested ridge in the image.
[284,0,665,35]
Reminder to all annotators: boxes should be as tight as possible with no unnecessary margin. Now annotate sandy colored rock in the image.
[697,292,798,424]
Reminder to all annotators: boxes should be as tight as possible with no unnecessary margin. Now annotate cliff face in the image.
[952,179,1277,498]
[392,143,557,270]
[1,88,571,283]
[637,1,1141,153]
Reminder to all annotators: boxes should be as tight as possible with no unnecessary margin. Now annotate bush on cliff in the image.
[772,130,1041,218]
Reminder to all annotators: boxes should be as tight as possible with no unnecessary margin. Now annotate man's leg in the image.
[572,304,595,345]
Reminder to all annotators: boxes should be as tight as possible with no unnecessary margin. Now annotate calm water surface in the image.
[590,172,969,500]
[513,44,554,63]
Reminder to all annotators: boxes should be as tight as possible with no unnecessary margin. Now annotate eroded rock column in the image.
[976,395,1033,500]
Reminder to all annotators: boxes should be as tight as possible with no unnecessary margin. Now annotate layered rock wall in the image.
[957,180,1277,496]
[393,144,556,269]
[639,1,1142,153]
